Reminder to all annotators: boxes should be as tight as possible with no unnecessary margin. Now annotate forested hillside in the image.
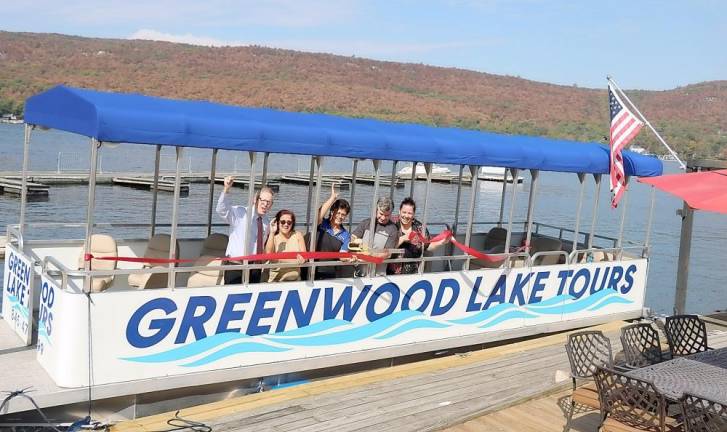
[0,31,724,157]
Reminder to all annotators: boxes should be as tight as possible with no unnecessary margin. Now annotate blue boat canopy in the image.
[25,85,662,176]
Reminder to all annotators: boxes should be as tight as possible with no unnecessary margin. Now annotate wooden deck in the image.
[110,323,727,432]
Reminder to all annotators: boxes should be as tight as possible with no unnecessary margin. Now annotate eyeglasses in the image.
[258,198,273,205]
[279,220,293,226]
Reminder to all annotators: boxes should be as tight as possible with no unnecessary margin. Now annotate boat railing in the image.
[7,224,24,250]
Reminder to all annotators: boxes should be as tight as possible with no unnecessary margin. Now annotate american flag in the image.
[609,84,643,208]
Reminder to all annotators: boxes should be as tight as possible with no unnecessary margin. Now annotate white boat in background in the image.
[479,166,524,183]
[397,164,450,176]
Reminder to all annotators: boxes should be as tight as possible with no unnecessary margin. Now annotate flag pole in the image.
[607,76,687,170]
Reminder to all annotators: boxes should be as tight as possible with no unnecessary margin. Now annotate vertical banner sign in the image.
[2,244,34,345]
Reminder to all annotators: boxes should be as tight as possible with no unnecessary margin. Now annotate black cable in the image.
[149,410,212,432]
[0,387,63,432]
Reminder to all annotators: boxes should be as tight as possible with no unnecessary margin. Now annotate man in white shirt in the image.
[216,176,274,284]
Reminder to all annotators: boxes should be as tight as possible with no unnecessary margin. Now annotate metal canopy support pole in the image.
[616,177,630,256]
[572,173,586,254]
[19,124,32,235]
[452,165,464,235]
[418,163,433,274]
[308,157,323,281]
[409,161,417,198]
[367,160,381,277]
[243,152,258,285]
[498,169,508,227]
[168,147,184,289]
[150,145,161,237]
[83,139,101,293]
[524,170,539,252]
[261,152,269,186]
[463,165,479,271]
[504,169,519,253]
[587,174,602,250]
[349,159,359,231]
[206,149,218,236]
[643,187,656,257]
[674,202,694,314]
[305,157,315,234]
[389,161,397,203]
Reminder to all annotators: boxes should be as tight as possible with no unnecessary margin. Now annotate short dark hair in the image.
[400,197,416,212]
[275,209,296,229]
[331,198,351,215]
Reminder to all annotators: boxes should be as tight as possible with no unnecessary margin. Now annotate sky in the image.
[1,0,725,90]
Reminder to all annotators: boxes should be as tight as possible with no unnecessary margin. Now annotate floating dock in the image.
[109,322,727,432]
[213,177,281,192]
[274,174,350,190]
[0,177,50,197]
[113,176,190,193]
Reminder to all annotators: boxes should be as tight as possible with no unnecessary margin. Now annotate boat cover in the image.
[638,169,727,213]
[25,85,662,176]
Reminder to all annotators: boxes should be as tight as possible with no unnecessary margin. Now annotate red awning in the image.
[638,169,727,214]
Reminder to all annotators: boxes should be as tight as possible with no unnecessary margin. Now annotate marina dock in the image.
[113,176,190,193]
[0,177,49,197]
[108,321,727,432]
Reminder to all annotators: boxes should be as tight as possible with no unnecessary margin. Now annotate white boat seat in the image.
[531,237,563,266]
[77,234,117,293]
[128,234,180,288]
[186,256,225,288]
[579,250,613,263]
[200,233,228,257]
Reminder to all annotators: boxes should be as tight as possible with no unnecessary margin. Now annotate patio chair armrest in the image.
[613,363,636,372]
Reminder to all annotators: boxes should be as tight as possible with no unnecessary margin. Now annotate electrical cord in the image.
[0,387,63,432]
[149,411,212,432]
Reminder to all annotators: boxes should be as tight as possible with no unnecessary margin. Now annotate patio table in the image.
[626,347,727,403]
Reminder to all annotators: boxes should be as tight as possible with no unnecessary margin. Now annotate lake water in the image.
[0,123,725,314]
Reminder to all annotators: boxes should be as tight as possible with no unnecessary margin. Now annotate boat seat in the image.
[531,237,563,266]
[77,234,117,293]
[483,227,508,250]
[187,256,225,288]
[579,250,613,263]
[128,234,180,288]
[199,233,228,257]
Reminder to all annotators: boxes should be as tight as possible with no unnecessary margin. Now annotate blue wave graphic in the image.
[182,342,289,367]
[266,310,422,346]
[375,318,449,340]
[273,319,352,338]
[587,295,632,311]
[526,294,574,308]
[38,322,52,345]
[123,332,248,363]
[480,309,539,328]
[448,303,517,325]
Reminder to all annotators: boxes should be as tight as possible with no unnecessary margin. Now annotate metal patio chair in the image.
[664,315,712,357]
[563,330,616,432]
[680,393,727,432]
[621,323,667,368]
[594,367,681,432]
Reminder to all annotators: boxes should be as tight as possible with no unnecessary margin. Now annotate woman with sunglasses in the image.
[265,209,307,282]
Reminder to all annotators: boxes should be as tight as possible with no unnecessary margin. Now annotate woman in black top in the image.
[388,197,449,275]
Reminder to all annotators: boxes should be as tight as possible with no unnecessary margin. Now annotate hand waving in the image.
[223,176,235,192]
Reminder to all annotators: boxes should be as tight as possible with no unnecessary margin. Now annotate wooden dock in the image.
[0,177,49,197]
[275,174,351,190]
[213,177,281,192]
[115,320,708,432]
[113,176,190,193]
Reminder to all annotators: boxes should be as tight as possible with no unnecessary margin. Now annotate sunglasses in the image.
[279,219,293,226]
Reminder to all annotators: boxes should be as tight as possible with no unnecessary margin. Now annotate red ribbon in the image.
[84,251,383,265]
[406,229,514,264]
